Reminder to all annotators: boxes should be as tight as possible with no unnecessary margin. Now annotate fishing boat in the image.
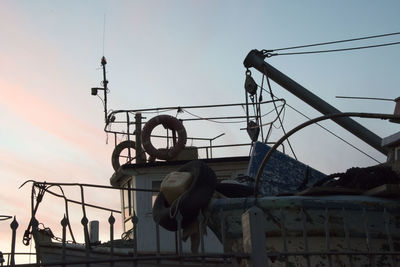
[16,50,400,266]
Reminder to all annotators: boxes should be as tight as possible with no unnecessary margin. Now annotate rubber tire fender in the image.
[152,160,217,231]
[141,115,187,160]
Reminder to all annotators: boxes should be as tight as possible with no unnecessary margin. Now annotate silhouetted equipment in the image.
[90,56,109,123]
[91,87,103,96]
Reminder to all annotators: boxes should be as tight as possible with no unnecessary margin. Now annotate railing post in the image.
[176,211,183,257]
[61,215,68,267]
[155,222,161,267]
[10,217,18,266]
[324,208,332,267]
[176,211,183,266]
[383,208,397,267]
[135,112,146,163]
[81,216,90,267]
[131,212,138,267]
[301,208,311,267]
[89,221,99,244]
[0,251,4,266]
[218,210,228,267]
[108,213,115,267]
[198,211,206,267]
[242,206,267,267]
[209,140,213,159]
[342,208,354,267]
[79,185,90,267]
[31,218,40,264]
[363,208,375,266]
[126,112,132,160]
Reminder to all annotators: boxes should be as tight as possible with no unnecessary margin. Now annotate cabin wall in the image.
[114,159,249,253]
[130,172,224,252]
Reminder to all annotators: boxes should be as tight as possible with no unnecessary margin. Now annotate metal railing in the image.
[4,181,247,266]
[241,205,400,267]
[104,100,285,164]
[5,181,400,266]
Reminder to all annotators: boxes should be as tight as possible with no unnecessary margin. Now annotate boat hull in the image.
[208,195,400,266]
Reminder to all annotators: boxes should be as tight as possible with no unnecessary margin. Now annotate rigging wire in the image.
[336,96,395,102]
[139,108,178,114]
[272,105,287,130]
[182,104,286,124]
[266,41,400,57]
[262,88,382,164]
[254,32,397,161]
[182,109,246,124]
[264,74,298,160]
[258,74,265,140]
[267,31,400,52]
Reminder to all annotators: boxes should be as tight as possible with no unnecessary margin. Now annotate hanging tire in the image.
[141,115,187,160]
[111,140,136,171]
[152,160,217,231]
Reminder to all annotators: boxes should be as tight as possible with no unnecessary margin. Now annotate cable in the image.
[265,75,298,160]
[285,103,381,164]
[336,96,395,102]
[182,109,246,124]
[272,105,287,130]
[183,105,285,125]
[260,104,285,123]
[139,108,177,114]
[97,94,105,107]
[262,89,381,164]
[267,41,400,57]
[266,31,400,52]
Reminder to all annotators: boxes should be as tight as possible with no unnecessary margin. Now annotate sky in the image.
[1,0,400,263]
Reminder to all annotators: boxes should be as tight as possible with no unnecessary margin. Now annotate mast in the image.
[101,56,109,123]
[243,49,387,155]
[91,57,109,123]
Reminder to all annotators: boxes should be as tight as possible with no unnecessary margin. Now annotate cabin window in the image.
[152,180,161,207]
[122,180,134,219]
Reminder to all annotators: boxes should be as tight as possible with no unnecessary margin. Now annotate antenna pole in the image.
[101,56,109,123]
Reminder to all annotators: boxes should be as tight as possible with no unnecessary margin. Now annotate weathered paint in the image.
[247,142,326,196]
[208,195,400,266]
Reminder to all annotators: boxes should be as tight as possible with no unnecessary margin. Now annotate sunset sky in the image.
[1,0,400,262]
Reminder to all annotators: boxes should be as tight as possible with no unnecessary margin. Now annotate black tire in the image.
[152,160,217,231]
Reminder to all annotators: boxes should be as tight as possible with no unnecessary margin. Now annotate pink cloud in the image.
[0,78,110,159]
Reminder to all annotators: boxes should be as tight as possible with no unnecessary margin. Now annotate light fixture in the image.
[91,87,105,96]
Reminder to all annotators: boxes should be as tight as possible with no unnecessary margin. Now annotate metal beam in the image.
[243,49,387,155]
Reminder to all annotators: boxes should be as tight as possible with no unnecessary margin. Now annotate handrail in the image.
[0,215,12,221]
[105,99,281,122]
[103,99,286,163]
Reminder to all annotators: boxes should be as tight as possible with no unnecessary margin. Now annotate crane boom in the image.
[243,49,386,155]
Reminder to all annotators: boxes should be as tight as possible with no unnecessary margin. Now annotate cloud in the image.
[0,78,110,159]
